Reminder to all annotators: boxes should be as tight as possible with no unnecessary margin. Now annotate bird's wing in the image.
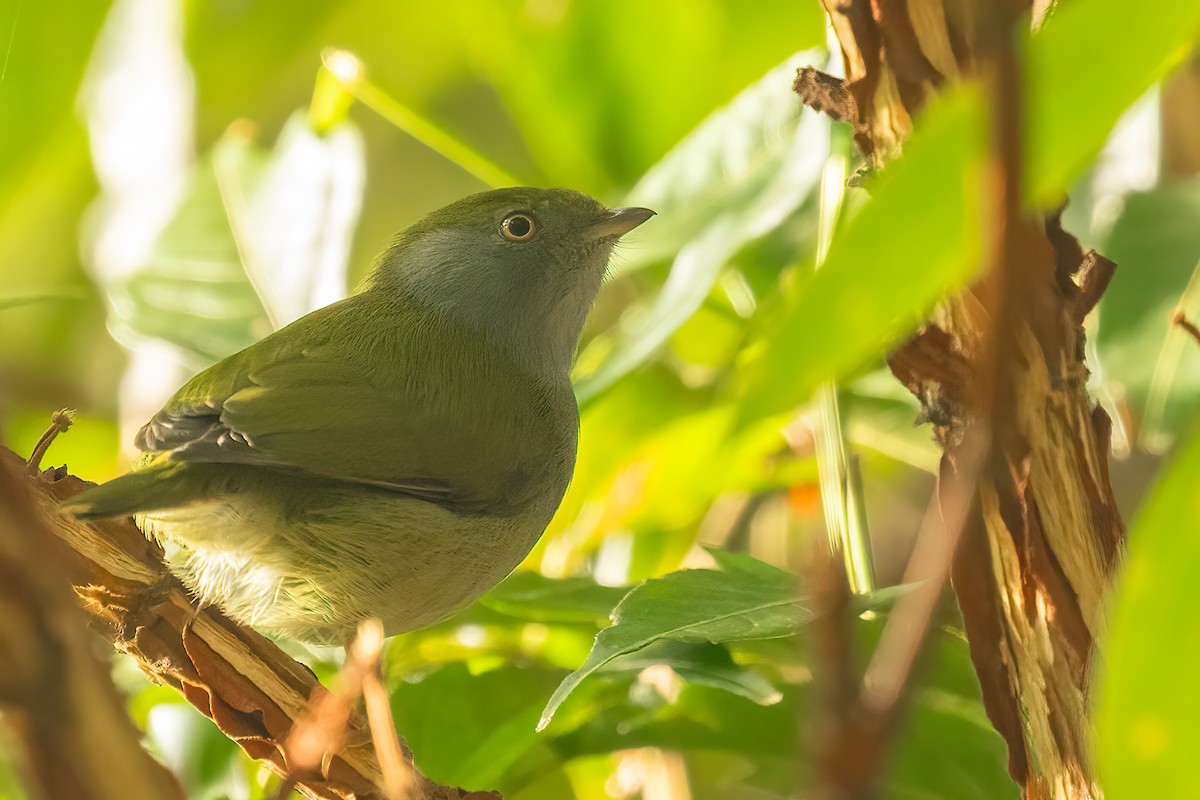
[137,296,556,512]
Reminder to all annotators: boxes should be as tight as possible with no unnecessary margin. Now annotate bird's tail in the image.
[62,461,197,519]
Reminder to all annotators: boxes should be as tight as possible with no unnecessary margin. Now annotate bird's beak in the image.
[586,207,656,240]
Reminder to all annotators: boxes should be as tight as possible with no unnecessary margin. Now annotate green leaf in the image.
[736,85,987,424]
[1097,433,1200,798]
[480,571,629,623]
[1095,179,1200,447]
[144,702,245,800]
[0,0,111,389]
[885,624,1019,800]
[604,639,783,706]
[573,51,830,403]
[548,624,1012,799]
[454,0,827,191]
[539,550,807,729]
[1024,0,1200,206]
[111,112,363,368]
[391,663,562,792]
[0,290,82,312]
[886,689,1019,799]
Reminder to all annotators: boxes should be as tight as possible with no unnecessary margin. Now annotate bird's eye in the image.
[500,213,536,241]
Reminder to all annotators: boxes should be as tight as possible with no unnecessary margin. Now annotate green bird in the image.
[66,187,654,645]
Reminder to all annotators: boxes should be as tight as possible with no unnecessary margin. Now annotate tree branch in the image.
[0,446,494,800]
[0,450,185,800]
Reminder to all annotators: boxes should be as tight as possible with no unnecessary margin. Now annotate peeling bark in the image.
[807,1,1125,797]
[0,454,185,800]
[0,447,492,800]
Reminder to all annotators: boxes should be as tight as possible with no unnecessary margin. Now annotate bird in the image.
[64,187,655,645]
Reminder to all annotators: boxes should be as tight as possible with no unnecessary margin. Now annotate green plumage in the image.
[65,188,654,644]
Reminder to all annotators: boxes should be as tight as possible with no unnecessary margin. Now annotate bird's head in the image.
[366,187,654,376]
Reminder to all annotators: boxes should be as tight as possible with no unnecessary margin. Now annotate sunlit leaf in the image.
[144,703,244,800]
[1097,433,1200,798]
[223,113,364,326]
[549,625,1011,799]
[453,0,827,192]
[391,663,563,792]
[0,0,112,389]
[574,51,830,403]
[1024,0,1200,206]
[111,112,363,368]
[735,84,987,424]
[481,572,629,623]
[887,625,1019,800]
[1095,179,1200,447]
[604,639,783,706]
[539,550,807,729]
[0,290,83,312]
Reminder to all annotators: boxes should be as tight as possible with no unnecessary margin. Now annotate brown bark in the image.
[0,451,185,800]
[806,1,1125,798]
[0,447,494,800]
[1161,53,1200,177]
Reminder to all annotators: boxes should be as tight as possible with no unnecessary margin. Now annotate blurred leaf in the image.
[615,50,828,270]
[885,625,1019,800]
[145,702,245,800]
[113,139,265,365]
[574,52,830,403]
[111,112,363,368]
[550,625,1011,798]
[1024,0,1200,206]
[1095,179,1200,446]
[224,112,364,327]
[556,681,803,760]
[0,290,83,312]
[735,85,987,424]
[604,639,783,706]
[0,726,24,800]
[454,0,827,192]
[481,571,629,623]
[845,368,941,473]
[886,690,1018,799]
[0,0,113,398]
[539,550,807,728]
[1097,433,1200,798]
[392,663,562,792]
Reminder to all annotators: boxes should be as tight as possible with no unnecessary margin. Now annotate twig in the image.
[1173,311,1200,347]
[277,618,457,800]
[26,408,75,474]
[353,621,421,800]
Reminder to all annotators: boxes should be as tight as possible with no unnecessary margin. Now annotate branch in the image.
[0,446,494,800]
[0,450,184,800]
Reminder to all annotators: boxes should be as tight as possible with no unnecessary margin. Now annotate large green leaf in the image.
[1024,0,1200,206]
[539,550,808,729]
[574,52,830,403]
[0,0,112,397]
[736,85,987,424]
[886,624,1018,799]
[1095,179,1200,447]
[452,0,827,192]
[548,624,1014,800]
[0,290,82,313]
[603,639,783,707]
[391,663,564,792]
[1097,433,1200,798]
[110,112,363,367]
[480,571,629,624]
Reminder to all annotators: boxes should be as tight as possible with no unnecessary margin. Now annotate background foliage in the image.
[2,0,1199,797]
